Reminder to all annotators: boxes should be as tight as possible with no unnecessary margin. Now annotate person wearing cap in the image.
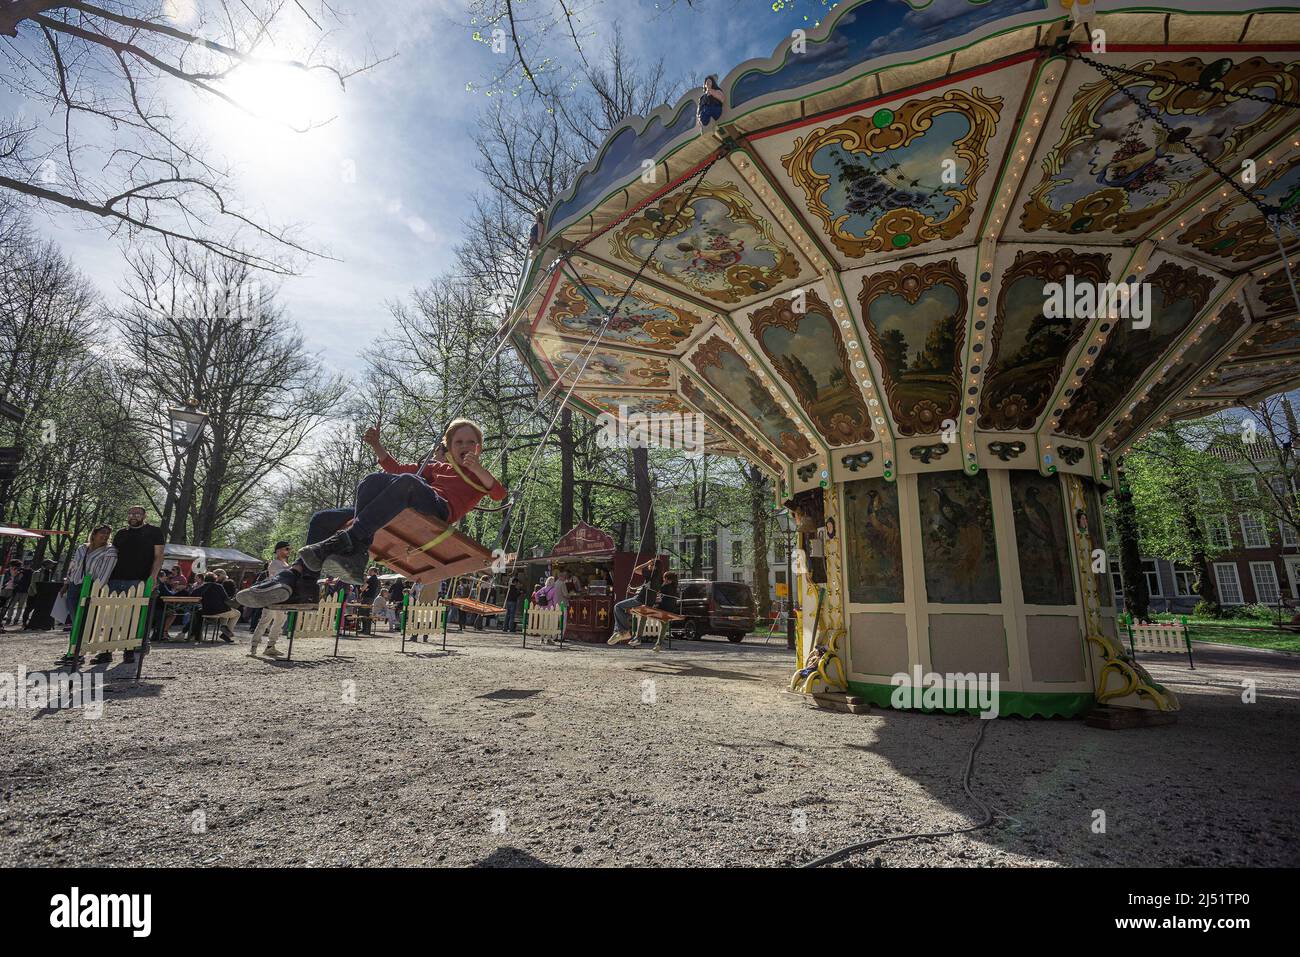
[249,540,293,658]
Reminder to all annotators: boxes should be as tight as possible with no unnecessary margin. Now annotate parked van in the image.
[676,579,756,642]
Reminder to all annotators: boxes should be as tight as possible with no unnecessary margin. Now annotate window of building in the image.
[732,572,746,583]
[1214,562,1244,605]
[773,539,788,562]
[731,540,743,567]
[1250,562,1281,605]
[1281,520,1299,548]
[1172,564,1196,597]
[1142,559,1162,597]
[1206,515,1231,550]
[1231,477,1256,501]
[1108,558,1124,599]
[774,569,787,585]
[1240,512,1269,548]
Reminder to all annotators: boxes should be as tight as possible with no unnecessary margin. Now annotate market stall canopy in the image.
[512,0,1300,495]
[532,522,617,562]
[164,544,264,568]
[0,526,43,538]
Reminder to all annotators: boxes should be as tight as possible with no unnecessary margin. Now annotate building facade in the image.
[1109,442,1300,612]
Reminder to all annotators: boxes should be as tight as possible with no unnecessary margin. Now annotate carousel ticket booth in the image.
[529,522,648,643]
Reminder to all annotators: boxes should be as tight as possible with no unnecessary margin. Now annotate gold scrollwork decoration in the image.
[781,88,1003,258]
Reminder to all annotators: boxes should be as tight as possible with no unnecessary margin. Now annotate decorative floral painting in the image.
[917,471,1000,605]
[843,477,904,604]
[609,182,802,304]
[747,288,873,446]
[540,342,671,388]
[1010,471,1074,606]
[781,89,1001,257]
[1179,159,1300,264]
[858,259,966,435]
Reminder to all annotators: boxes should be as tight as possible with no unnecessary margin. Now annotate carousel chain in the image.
[1069,50,1300,112]
[1067,51,1283,220]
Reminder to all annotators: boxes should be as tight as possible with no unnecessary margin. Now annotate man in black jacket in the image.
[196,573,238,643]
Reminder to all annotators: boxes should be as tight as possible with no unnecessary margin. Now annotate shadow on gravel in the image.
[474,846,554,868]
[631,662,763,683]
[266,658,339,670]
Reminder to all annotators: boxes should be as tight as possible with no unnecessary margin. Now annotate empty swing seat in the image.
[368,508,496,585]
[441,596,506,616]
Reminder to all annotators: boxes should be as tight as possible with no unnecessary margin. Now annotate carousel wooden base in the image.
[369,508,494,584]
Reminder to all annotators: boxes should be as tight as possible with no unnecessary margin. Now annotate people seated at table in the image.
[195,572,238,643]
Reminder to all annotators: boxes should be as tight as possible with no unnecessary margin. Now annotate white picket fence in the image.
[405,598,447,636]
[77,581,150,656]
[1125,617,1194,667]
[526,604,563,640]
[289,598,342,641]
[632,612,667,642]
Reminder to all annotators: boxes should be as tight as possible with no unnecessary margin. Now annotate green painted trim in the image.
[847,679,1095,718]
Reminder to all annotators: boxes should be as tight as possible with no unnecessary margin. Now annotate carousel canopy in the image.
[511,0,1300,495]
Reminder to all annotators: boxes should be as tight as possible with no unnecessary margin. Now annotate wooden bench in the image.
[370,509,495,584]
[1125,615,1194,669]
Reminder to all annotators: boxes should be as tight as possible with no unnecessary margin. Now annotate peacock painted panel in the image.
[1010,471,1075,606]
[917,471,1000,604]
[843,476,904,604]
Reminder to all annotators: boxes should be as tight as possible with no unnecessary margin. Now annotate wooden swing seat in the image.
[442,596,506,615]
[369,508,495,585]
[629,605,686,622]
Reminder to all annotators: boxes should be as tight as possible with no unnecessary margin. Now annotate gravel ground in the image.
[2,625,1297,868]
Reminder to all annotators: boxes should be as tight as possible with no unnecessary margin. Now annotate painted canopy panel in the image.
[751,69,1027,271]
[1008,53,1300,243]
[583,174,813,309]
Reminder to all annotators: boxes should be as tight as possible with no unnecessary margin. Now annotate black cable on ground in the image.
[802,718,995,868]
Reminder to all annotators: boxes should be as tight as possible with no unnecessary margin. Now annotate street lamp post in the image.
[161,399,209,547]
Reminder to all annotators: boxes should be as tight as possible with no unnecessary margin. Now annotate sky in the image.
[6,0,825,376]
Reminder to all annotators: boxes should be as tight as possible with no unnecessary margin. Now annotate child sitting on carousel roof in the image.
[239,419,506,608]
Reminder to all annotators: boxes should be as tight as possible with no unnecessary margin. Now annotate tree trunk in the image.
[559,407,574,534]
[747,465,771,619]
[631,446,655,559]
[1181,492,1218,616]
[1114,462,1150,621]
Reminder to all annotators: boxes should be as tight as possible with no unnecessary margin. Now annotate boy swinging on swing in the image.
[239,419,507,608]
